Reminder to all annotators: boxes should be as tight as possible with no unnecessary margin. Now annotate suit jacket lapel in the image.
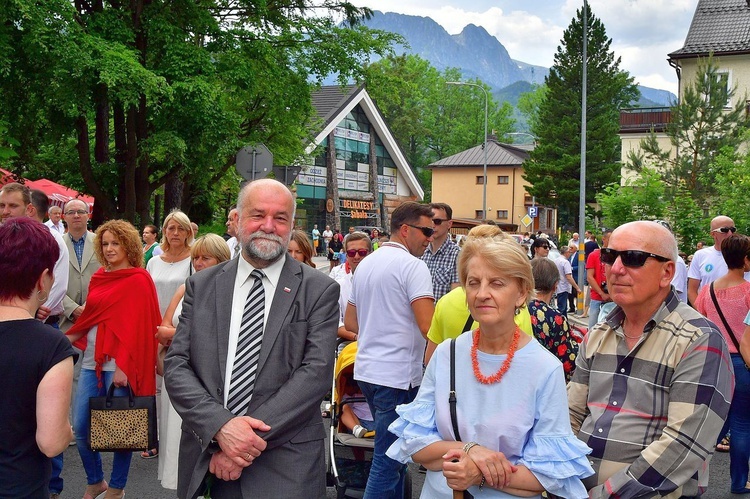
[257,256,301,373]
[216,258,239,384]
[64,235,80,273]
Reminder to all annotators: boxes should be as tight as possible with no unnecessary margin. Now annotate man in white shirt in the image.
[687,215,740,305]
[555,246,580,316]
[225,208,240,259]
[568,232,580,250]
[345,201,435,498]
[45,205,65,234]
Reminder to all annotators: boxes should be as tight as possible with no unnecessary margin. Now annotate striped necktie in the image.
[227,269,265,414]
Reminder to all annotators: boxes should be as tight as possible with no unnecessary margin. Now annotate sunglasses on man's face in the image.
[432,218,448,226]
[346,249,369,258]
[712,226,737,234]
[600,247,671,268]
[404,224,435,238]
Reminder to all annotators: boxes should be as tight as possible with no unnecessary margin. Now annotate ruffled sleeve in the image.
[386,356,442,464]
[517,362,594,499]
[518,434,593,498]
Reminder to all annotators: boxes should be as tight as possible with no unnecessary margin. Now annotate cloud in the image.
[349,0,699,92]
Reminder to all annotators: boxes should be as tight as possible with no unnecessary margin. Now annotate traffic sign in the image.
[521,214,532,227]
[236,144,273,181]
[528,206,538,218]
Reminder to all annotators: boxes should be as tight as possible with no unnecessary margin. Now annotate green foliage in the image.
[362,54,515,177]
[630,57,748,206]
[668,186,708,255]
[713,146,750,234]
[596,168,666,228]
[522,6,637,228]
[517,84,548,133]
[1,0,400,223]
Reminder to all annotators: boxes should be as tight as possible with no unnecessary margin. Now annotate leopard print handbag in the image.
[89,382,157,452]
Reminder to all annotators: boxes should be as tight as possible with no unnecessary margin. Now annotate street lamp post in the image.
[447,81,488,219]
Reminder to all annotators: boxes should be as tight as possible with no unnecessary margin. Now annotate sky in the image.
[348,0,700,94]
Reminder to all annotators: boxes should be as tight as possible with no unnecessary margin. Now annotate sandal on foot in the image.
[103,488,124,499]
[83,480,107,499]
[716,435,730,452]
[140,448,158,459]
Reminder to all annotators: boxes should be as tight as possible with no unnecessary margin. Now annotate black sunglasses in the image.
[712,226,737,234]
[346,249,369,257]
[537,244,550,250]
[600,248,671,268]
[432,218,449,226]
[404,224,435,237]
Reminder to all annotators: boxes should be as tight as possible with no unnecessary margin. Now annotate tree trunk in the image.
[135,95,151,225]
[164,176,183,214]
[123,106,138,221]
[325,131,340,230]
[76,115,115,224]
[369,133,381,228]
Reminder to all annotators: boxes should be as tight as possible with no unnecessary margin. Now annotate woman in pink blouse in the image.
[694,234,750,494]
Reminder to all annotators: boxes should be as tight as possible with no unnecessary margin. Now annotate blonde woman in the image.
[154,234,230,490]
[388,237,593,498]
[288,229,316,268]
[145,210,193,459]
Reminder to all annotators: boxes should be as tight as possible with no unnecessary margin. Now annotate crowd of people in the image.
[1,178,749,499]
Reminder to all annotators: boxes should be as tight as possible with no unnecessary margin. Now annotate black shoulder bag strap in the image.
[709,282,742,352]
[449,338,461,442]
[462,313,474,335]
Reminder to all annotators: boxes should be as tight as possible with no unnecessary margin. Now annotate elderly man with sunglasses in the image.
[687,215,741,306]
[345,201,435,498]
[568,220,734,499]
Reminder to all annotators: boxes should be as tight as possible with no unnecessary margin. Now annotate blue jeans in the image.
[73,369,133,489]
[556,292,569,317]
[588,299,603,331]
[49,453,63,494]
[358,381,419,499]
[717,354,750,493]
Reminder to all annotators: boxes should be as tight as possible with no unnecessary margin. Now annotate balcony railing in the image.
[619,107,671,133]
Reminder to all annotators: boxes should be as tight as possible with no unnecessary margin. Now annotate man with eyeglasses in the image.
[568,220,733,499]
[687,215,743,306]
[345,201,435,498]
[421,202,460,301]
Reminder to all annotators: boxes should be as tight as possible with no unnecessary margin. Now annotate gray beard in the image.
[241,231,287,263]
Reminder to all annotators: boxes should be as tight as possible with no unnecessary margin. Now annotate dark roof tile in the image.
[670,0,750,58]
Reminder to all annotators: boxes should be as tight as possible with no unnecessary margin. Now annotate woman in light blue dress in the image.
[387,235,593,498]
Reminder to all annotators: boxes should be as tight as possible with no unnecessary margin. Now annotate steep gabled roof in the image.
[669,0,750,59]
[308,85,424,199]
[427,140,531,168]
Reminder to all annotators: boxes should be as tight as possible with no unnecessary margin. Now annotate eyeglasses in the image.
[537,244,550,250]
[712,226,737,234]
[404,224,435,237]
[600,248,671,267]
[432,218,448,226]
[346,249,369,258]
[64,210,88,216]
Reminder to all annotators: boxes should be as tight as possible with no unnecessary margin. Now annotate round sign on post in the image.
[235,144,273,181]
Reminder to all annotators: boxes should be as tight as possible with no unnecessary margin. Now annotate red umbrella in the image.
[24,178,95,211]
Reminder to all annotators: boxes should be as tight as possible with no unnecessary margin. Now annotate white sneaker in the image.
[352,425,367,438]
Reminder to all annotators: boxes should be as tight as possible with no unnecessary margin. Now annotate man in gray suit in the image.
[165,179,339,499]
[60,199,100,332]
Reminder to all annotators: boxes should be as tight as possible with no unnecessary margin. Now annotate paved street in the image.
[53,442,746,498]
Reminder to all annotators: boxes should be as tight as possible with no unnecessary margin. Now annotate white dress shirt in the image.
[223,254,286,406]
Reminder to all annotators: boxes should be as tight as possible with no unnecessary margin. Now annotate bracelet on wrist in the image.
[462,441,479,455]
[479,475,486,490]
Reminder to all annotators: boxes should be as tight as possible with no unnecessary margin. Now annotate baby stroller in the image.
[326,341,412,498]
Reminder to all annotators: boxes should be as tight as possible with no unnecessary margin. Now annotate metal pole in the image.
[446,81,489,218]
[577,0,588,313]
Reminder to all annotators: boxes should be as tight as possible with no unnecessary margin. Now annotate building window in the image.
[497,176,509,184]
[475,210,484,219]
[496,210,508,219]
[476,176,485,185]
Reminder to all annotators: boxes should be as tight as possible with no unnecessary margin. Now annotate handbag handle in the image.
[105,382,136,409]
[449,338,461,442]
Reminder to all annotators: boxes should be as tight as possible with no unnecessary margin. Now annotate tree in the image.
[522,6,637,227]
[596,168,666,228]
[1,0,399,224]
[629,57,748,206]
[362,54,515,201]
[517,84,548,133]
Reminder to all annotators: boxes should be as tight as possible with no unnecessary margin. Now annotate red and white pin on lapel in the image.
[283,287,291,293]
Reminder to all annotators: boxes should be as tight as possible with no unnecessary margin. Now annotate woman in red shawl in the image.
[66,220,161,499]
